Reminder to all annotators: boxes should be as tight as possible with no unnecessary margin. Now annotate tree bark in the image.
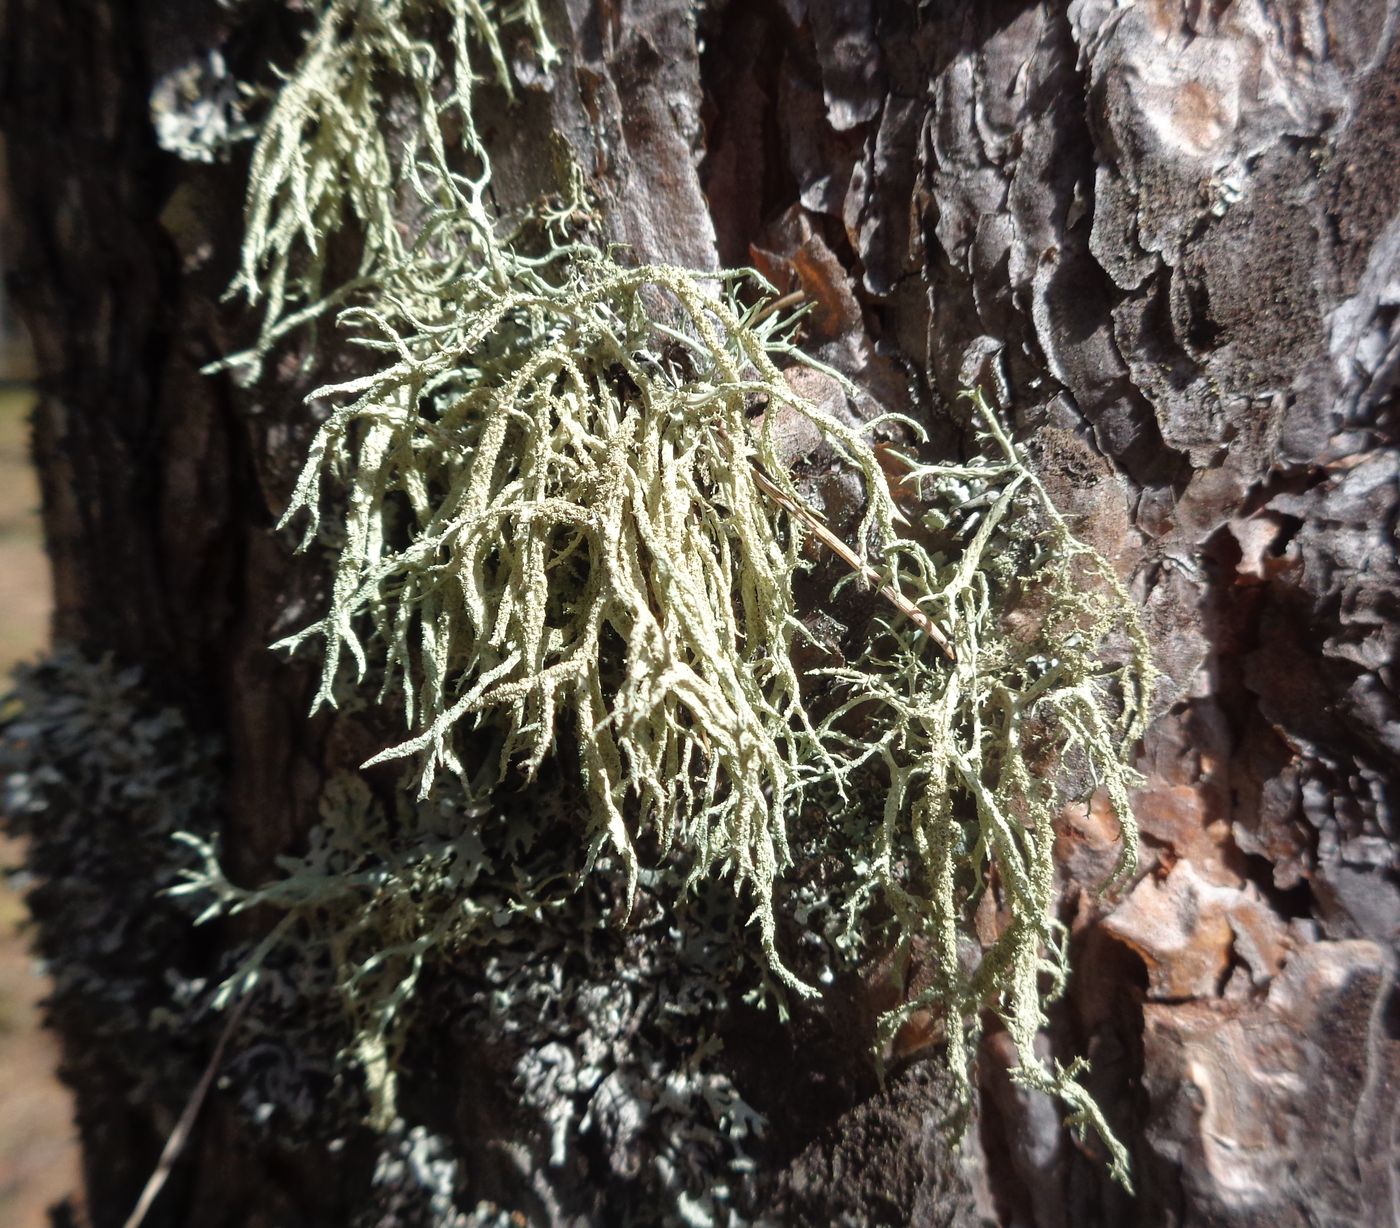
[2,1,1396,1226]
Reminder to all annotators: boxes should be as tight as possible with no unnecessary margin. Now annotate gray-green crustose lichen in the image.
[197,0,1155,1192]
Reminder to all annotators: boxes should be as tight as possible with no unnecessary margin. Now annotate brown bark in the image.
[2,1,1396,1225]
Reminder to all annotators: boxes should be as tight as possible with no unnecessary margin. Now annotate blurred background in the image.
[0,137,82,1227]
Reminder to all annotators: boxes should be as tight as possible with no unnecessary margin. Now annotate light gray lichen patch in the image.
[0,649,225,1111]
[150,49,253,163]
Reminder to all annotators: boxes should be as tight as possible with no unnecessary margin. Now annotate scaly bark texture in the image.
[2,1,1396,1225]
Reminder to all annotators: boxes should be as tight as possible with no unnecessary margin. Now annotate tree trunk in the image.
[2,1,1396,1226]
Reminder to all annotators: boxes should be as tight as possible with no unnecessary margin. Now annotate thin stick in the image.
[750,288,807,327]
[750,464,958,662]
[122,991,254,1228]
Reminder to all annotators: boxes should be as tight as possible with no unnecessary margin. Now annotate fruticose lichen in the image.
[190,0,1155,1202]
[272,257,902,994]
[824,401,1149,1168]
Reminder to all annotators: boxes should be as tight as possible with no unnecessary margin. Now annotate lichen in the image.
[176,768,771,1223]
[223,0,555,367]
[174,771,558,1129]
[0,650,224,1118]
[194,0,1155,1198]
[823,394,1150,1183]
[150,48,253,164]
[273,255,899,993]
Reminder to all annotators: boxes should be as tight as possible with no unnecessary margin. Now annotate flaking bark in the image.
[2,2,1396,1225]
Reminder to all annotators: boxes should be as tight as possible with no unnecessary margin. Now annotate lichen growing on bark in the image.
[224,0,555,368]
[176,770,772,1222]
[824,393,1150,1180]
[273,256,903,993]
[193,0,1155,1192]
[0,652,226,1134]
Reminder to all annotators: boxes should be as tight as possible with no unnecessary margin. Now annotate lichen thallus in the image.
[166,0,1153,1196]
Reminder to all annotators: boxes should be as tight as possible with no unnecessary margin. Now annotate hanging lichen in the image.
[224,0,555,368]
[272,253,908,992]
[191,0,1155,1195]
[820,395,1149,1183]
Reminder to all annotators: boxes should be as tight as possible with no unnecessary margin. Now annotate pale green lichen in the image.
[273,253,902,993]
[200,0,1156,1194]
[225,0,555,367]
[821,393,1150,1183]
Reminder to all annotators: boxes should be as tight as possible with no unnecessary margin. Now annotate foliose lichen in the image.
[0,650,224,1121]
[176,766,774,1222]
[150,48,253,164]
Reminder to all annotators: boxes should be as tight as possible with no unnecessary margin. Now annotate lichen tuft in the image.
[196,0,1156,1193]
